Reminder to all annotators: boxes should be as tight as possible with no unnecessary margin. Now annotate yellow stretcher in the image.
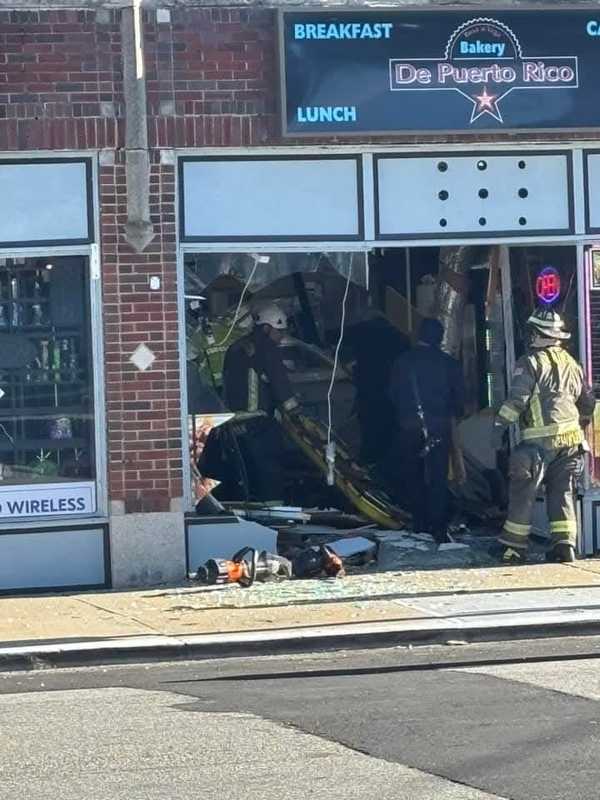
[279,411,409,530]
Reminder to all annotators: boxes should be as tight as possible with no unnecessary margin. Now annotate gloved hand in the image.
[491,423,506,450]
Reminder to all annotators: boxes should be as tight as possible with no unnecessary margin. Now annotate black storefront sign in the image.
[280,10,600,135]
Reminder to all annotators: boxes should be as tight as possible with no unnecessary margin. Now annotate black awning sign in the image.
[281,11,598,134]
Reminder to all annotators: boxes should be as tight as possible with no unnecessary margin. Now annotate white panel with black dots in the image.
[375,153,572,238]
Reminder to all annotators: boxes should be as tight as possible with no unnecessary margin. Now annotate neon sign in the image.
[535,266,561,305]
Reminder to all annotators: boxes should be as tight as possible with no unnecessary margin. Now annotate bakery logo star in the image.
[389,18,578,125]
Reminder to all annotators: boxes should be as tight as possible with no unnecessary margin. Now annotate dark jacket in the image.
[389,343,465,433]
[223,329,295,416]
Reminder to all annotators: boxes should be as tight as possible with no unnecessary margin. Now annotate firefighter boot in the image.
[490,541,528,564]
[546,542,576,563]
[501,546,528,565]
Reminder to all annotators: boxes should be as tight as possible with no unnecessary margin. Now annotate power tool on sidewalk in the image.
[196,547,293,587]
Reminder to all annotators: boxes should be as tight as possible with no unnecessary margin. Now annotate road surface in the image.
[2,636,600,799]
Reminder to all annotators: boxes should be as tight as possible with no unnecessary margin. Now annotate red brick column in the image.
[100,152,182,514]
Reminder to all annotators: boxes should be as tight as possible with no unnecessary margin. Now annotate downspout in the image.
[121,1,155,252]
[434,246,473,359]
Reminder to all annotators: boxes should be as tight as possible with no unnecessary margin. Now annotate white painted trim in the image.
[179,242,371,254]
[90,153,108,518]
[362,153,375,241]
[182,236,600,251]
[577,244,588,371]
[572,148,586,235]
[176,166,193,512]
[0,244,90,258]
[175,141,600,158]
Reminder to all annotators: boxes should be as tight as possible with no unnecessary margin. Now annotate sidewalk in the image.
[4,560,600,669]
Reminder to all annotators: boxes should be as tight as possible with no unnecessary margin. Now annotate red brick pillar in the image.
[100,151,185,586]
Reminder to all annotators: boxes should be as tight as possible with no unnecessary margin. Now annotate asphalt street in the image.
[2,636,600,799]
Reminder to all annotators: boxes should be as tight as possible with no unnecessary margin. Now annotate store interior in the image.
[184,244,579,534]
[0,256,95,484]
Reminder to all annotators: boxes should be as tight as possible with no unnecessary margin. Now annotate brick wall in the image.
[144,7,276,148]
[0,9,122,150]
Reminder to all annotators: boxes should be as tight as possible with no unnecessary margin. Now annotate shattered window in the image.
[185,245,583,566]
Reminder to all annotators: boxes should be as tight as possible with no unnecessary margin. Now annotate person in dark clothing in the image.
[220,302,299,502]
[345,317,409,467]
[388,318,465,541]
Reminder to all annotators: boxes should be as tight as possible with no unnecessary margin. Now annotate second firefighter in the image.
[493,308,595,564]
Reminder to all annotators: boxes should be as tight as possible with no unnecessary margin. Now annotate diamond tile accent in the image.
[129,343,156,372]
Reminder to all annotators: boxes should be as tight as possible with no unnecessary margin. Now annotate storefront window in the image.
[185,251,367,505]
[184,244,583,524]
[0,256,95,483]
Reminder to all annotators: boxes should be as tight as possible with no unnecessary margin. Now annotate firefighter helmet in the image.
[526,307,571,340]
[252,302,288,330]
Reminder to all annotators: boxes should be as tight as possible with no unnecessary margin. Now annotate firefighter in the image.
[493,308,595,564]
[220,301,299,502]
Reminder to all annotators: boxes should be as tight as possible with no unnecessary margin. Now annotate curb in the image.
[4,611,600,670]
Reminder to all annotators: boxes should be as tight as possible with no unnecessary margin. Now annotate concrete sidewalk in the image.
[4,560,600,668]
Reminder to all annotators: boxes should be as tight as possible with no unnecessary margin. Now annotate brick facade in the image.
[100,154,181,513]
[0,6,596,520]
[146,7,276,148]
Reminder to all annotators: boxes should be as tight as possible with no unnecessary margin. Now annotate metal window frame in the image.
[178,153,365,243]
[0,522,110,594]
[0,156,94,248]
[0,152,107,528]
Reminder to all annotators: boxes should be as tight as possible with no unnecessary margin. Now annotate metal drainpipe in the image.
[121,3,155,253]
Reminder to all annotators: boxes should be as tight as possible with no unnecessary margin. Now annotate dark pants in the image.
[237,418,285,502]
[397,426,451,539]
[200,416,285,503]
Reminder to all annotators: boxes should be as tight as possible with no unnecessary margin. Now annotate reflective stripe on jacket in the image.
[496,345,595,449]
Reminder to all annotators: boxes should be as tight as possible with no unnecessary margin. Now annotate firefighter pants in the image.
[499,443,583,551]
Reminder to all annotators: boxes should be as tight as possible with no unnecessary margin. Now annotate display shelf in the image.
[0,437,87,453]
[0,258,93,482]
[0,408,91,420]
[0,298,50,304]
[0,326,80,335]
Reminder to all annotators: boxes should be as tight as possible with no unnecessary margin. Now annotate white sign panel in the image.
[376,152,572,238]
[0,160,91,245]
[181,156,362,241]
[0,482,96,519]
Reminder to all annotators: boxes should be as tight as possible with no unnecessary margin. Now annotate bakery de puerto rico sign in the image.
[280,10,600,135]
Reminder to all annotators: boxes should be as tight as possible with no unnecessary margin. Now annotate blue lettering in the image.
[297,106,357,124]
[458,40,505,57]
[292,21,393,40]
[6,500,25,514]
[588,20,600,36]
